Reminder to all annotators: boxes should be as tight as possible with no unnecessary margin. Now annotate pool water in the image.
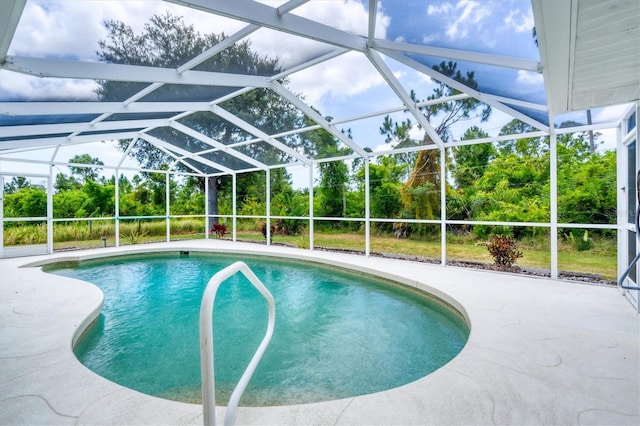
[48,252,469,406]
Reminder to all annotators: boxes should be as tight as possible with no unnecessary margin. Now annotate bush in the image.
[210,223,228,239]
[486,234,523,268]
[568,229,593,251]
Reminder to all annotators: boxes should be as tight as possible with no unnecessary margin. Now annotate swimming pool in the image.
[46,251,469,406]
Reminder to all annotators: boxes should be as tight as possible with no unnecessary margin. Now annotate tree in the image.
[3,176,31,194]
[69,154,104,182]
[3,187,47,218]
[97,12,303,227]
[497,119,546,157]
[381,62,491,226]
[311,130,350,218]
[355,156,406,223]
[379,115,418,169]
[54,173,80,192]
[450,126,495,189]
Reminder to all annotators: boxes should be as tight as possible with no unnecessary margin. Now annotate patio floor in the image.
[1,240,638,425]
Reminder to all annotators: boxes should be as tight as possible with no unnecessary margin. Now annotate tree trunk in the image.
[207,176,218,229]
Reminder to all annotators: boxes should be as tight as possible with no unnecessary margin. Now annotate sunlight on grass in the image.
[48,229,617,281]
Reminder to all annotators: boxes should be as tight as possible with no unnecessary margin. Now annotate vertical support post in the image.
[616,120,626,291]
[47,165,53,254]
[308,164,314,251]
[115,168,120,247]
[232,173,237,242]
[166,172,170,243]
[549,129,558,279]
[205,176,210,240]
[440,147,446,266]
[364,157,371,257]
[0,175,4,258]
[266,169,271,246]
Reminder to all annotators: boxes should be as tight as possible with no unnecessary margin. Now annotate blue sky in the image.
[0,0,623,178]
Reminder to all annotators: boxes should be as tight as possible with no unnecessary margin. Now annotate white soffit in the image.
[533,0,640,114]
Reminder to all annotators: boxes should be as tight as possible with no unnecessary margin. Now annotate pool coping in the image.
[1,240,639,425]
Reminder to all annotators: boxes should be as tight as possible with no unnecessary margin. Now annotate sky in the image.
[0,0,627,180]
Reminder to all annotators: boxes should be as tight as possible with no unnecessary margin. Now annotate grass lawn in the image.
[37,230,616,281]
[237,231,617,280]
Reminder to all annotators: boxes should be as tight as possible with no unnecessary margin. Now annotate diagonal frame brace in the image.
[211,105,312,166]
[366,50,444,148]
[270,81,368,158]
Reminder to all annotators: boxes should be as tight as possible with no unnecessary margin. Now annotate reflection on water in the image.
[49,252,469,406]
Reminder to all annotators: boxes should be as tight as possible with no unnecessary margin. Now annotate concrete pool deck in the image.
[1,240,638,425]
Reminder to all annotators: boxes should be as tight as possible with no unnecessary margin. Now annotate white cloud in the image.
[503,8,534,33]
[446,0,491,40]
[373,141,394,153]
[247,0,389,69]
[7,0,394,106]
[295,0,388,38]
[594,103,633,123]
[10,1,243,60]
[0,71,99,100]
[516,70,543,86]
[427,3,454,16]
[287,51,386,109]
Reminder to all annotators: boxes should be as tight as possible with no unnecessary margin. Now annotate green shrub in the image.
[568,229,593,251]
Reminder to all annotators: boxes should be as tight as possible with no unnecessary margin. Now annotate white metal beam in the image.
[3,56,270,87]
[0,131,141,150]
[0,0,26,61]
[368,0,377,48]
[277,0,310,16]
[374,39,540,72]
[91,0,306,128]
[271,48,349,80]
[0,102,216,116]
[366,50,444,148]
[1,119,168,138]
[139,133,234,174]
[212,105,312,165]
[169,121,268,170]
[177,24,260,73]
[381,48,550,132]
[166,0,367,52]
[271,81,368,157]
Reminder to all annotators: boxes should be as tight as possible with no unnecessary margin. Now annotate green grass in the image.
[5,222,617,280]
[238,231,617,280]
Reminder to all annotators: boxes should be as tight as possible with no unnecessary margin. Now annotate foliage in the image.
[3,187,47,218]
[4,176,33,194]
[450,126,495,189]
[379,62,492,225]
[96,12,300,227]
[497,119,547,157]
[566,229,593,251]
[210,223,228,239]
[68,154,104,182]
[558,147,616,224]
[123,230,148,245]
[486,234,523,268]
[355,156,406,226]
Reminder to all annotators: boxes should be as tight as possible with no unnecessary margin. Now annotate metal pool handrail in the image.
[199,261,276,426]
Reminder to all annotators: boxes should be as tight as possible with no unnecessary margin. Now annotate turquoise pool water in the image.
[47,252,468,406]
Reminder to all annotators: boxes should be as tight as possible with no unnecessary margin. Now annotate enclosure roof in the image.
[0,0,638,175]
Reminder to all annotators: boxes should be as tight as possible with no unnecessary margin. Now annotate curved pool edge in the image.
[42,246,471,407]
[2,240,638,425]
[27,246,471,331]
